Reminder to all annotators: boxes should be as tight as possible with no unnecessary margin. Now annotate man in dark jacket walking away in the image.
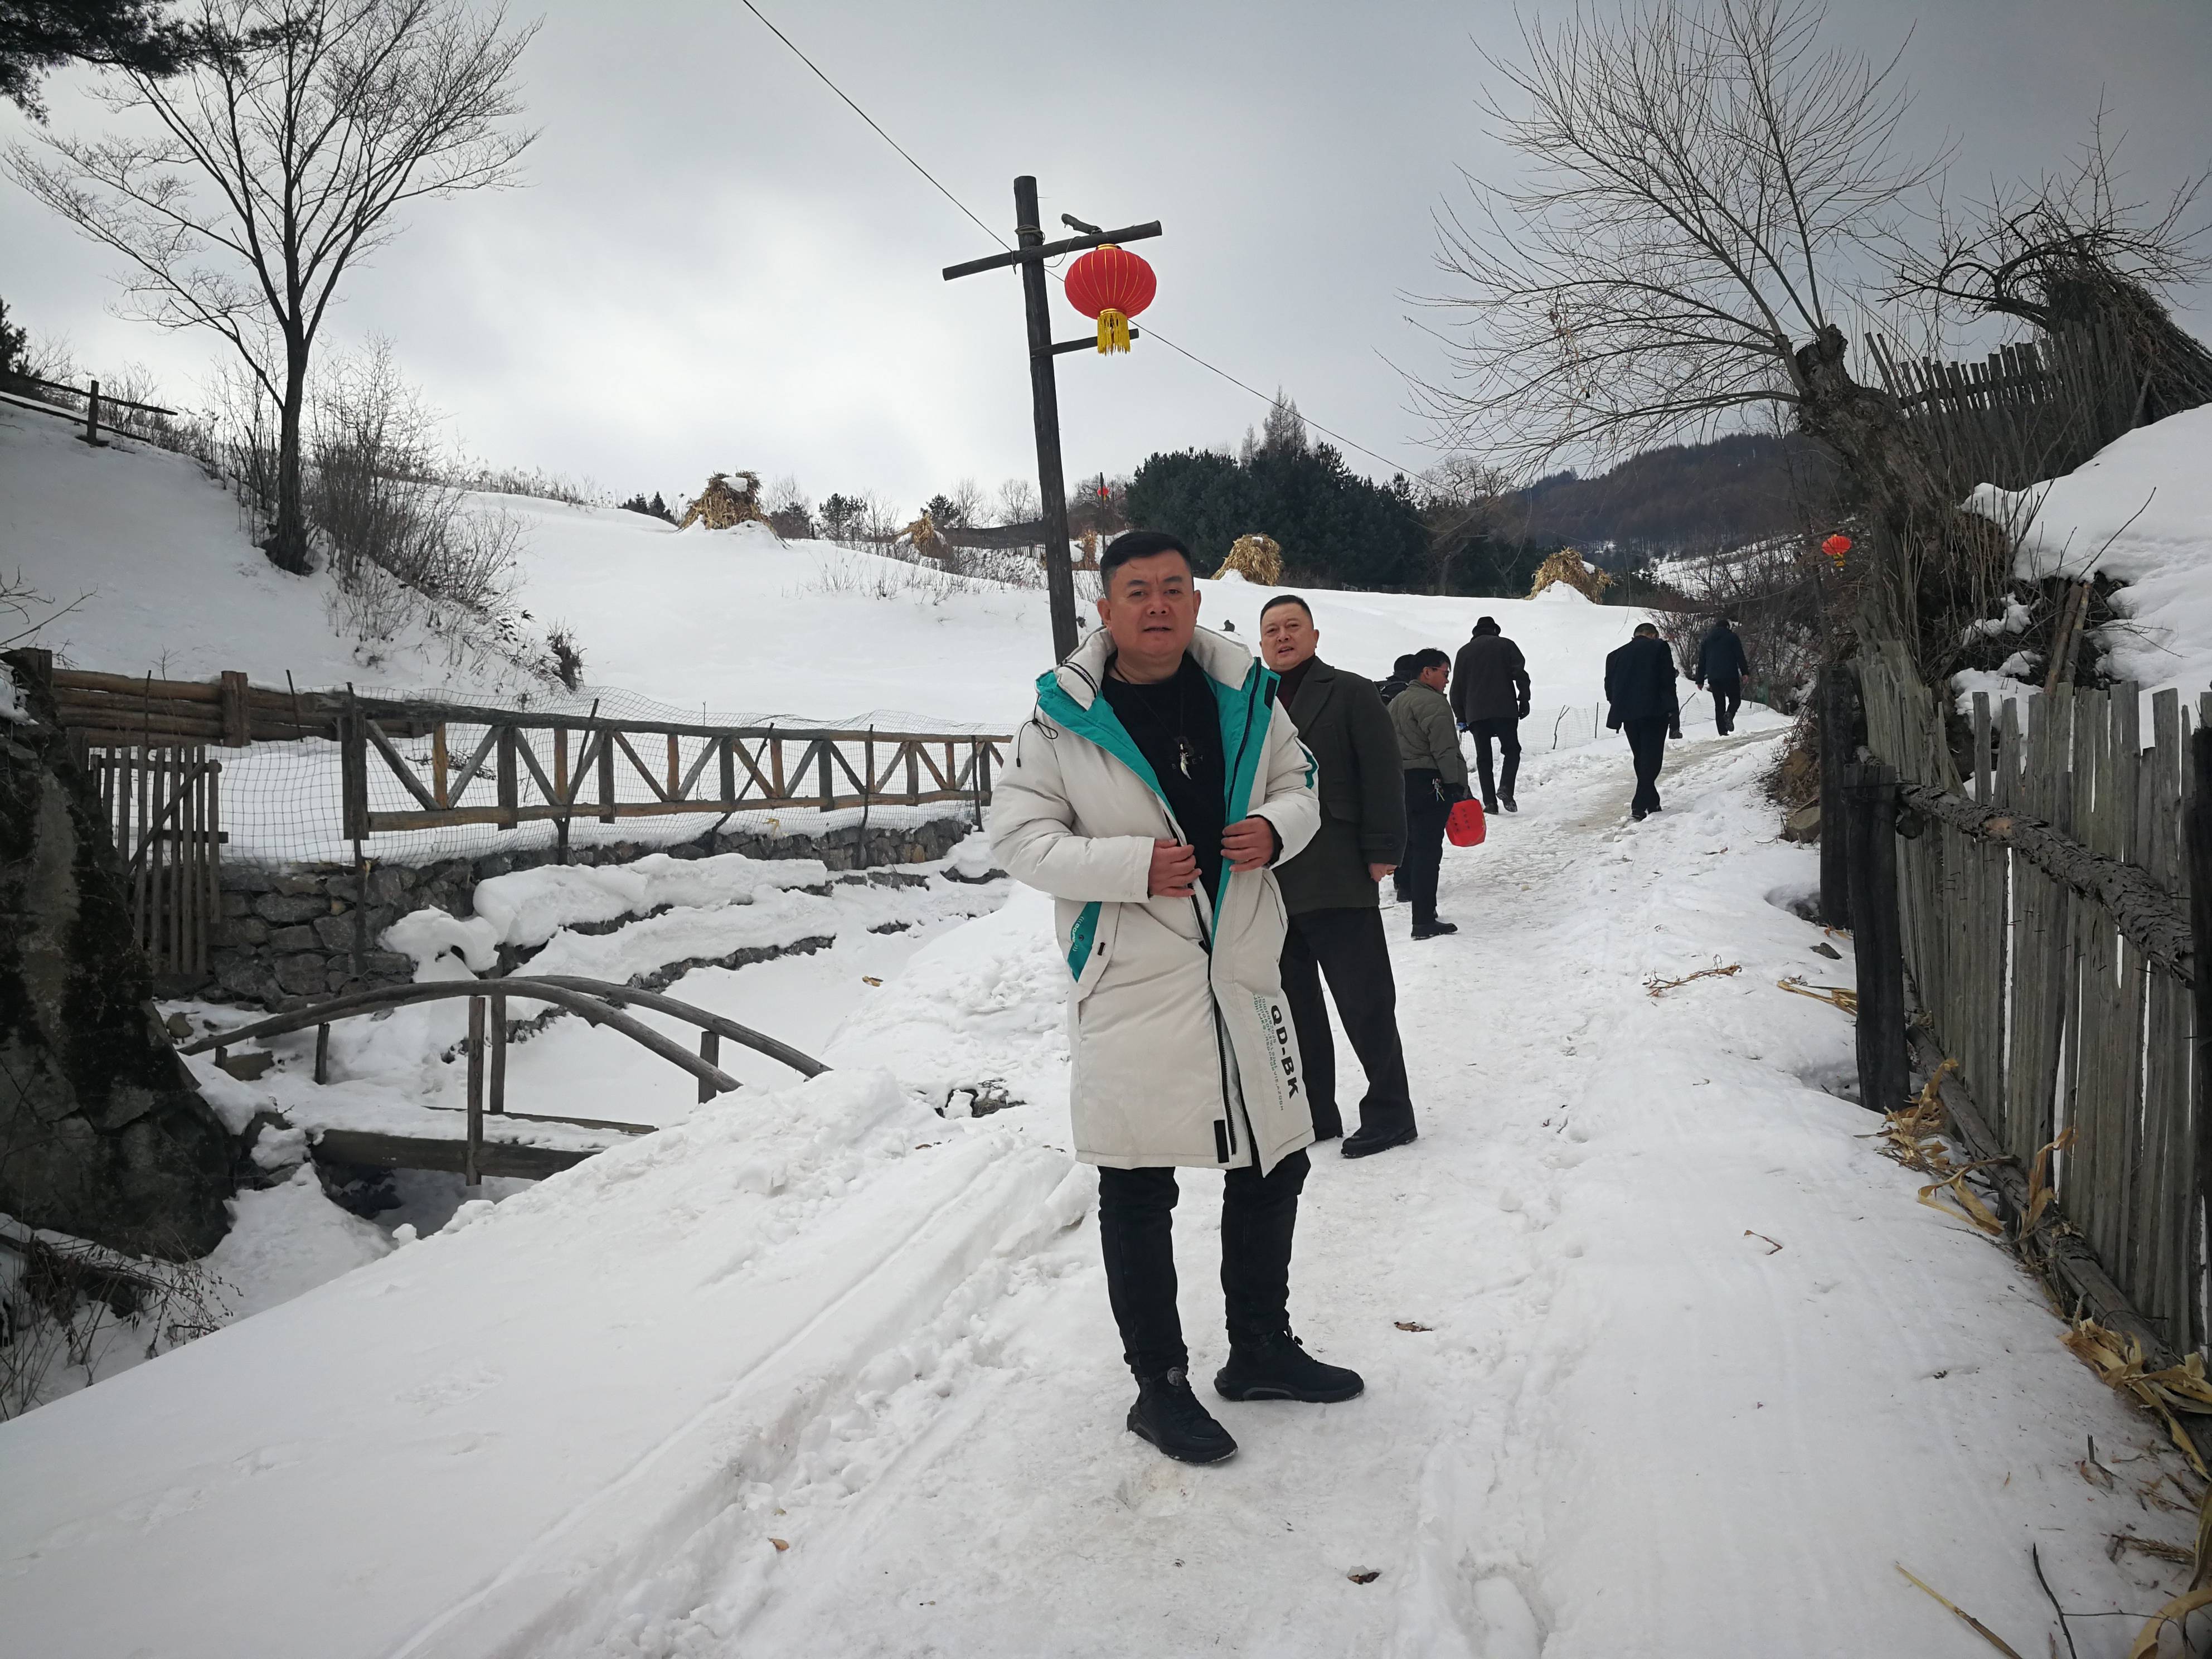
[1259,596,1418,1160]
[1378,654,1417,705]
[1604,622,1682,821]
[1390,648,1468,940]
[1692,614,1750,736]
[1449,617,1531,813]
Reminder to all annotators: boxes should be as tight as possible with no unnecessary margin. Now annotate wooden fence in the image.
[1855,643,2200,1353]
[20,656,1009,858]
[81,744,224,982]
[50,666,336,746]
[1865,321,2142,496]
[337,701,1010,843]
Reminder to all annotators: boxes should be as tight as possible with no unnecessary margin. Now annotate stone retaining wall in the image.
[210,814,979,1011]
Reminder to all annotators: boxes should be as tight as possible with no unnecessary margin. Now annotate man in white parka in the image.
[992,531,1365,1466]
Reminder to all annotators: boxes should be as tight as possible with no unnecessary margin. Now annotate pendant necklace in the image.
[1113,662,1197,778]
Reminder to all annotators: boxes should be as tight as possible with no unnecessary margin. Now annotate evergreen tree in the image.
[0,296,26,379]
[1,0,242,119]
[1127,438,1426,590]
[819,493,865,543]
[617,491,676,523]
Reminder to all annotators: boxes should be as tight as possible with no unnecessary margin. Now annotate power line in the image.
[735,0,1010,255]
[736,0,1419,480]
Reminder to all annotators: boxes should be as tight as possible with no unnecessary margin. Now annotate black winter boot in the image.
[1128,1369,1239,1463]
[1214,1328,1365,1404]
[1341,1122,1418,1159]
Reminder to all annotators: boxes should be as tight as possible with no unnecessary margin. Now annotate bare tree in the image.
[993,476,1040,527]
[1414,0,2047,675]
[764,473,814,539]
[1417,455,1515,595]
[1894,111,2212,423]
[1420,0,1944,504]
[6,0,538,573]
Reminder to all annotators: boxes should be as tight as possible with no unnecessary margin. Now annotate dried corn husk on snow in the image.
[678,471,769,532]
[1527,546,1612,601]
[1219,533,1283,585]
[901,512,954,566]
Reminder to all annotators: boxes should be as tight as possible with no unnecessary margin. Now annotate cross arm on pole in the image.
[942,220,1163,282]
[1040,328,1140,357]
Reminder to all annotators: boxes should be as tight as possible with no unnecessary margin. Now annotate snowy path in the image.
[3,727,2195,1659]
[541,728,2195,1658]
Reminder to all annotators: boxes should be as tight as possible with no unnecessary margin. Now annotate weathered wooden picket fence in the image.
[80,743,224,982]
[1865,321,2142,497]
[1855,643,2200,1353]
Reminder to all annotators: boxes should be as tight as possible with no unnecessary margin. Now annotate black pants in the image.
[1280,907,1414,1142]
[1708,678,1742,736]
[1468,716,1521,805]
[1096,1150,1311,1380]
[1623,717,1668,813]
[1401,770,1449,926]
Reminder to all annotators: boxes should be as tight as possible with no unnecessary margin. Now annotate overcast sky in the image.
[3,0,2207,515]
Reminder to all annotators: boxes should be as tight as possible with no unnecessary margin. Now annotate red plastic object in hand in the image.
[1446,798,1487,847]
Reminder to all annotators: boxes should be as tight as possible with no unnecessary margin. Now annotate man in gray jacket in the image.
[1258,595,1417,1159]
[1390,647,1469,941]
[991,532,1362,1468]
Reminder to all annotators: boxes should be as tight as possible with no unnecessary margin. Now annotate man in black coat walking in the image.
[1692,614,1750,736]
[1604,622,1681,821]
[1260,597,1418,1158]
[1449,616,1531,813]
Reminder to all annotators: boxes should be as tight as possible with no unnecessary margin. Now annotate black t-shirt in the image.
[1100,653,1227,903]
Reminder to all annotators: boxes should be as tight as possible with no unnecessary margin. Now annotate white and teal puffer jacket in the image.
[989,627,1322,1173]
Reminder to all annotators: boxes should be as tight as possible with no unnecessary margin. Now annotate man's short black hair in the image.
[1259,593,1312,622]
[1099,530,1193,585]
[1391,654,1418,680]
[1634,621,1660,637]
[1411,647,1451,673]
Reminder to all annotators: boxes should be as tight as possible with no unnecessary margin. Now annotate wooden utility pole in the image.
[944,179,1161,662]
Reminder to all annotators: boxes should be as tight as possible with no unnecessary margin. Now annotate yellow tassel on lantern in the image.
[1095,309,1131,353]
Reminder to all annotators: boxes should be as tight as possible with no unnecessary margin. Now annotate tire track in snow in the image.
[385,1132,1080,1659]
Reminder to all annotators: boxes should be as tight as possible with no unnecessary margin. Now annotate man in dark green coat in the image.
[1258,596,1418,1158]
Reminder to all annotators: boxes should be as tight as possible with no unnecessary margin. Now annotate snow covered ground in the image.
[8,380,2206,1658]
[3,717,2192,1659]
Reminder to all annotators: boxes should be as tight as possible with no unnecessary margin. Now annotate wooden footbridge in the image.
[183,977,828,1184]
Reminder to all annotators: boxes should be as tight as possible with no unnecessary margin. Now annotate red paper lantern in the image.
[1064,245,1156,354]
[1822,533,1852,566]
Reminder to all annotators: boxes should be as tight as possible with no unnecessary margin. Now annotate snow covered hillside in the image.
[2,400,1653,731]
[4,719,2190,1659]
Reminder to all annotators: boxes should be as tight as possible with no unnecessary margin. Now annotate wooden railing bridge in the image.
[185,977,828,1184]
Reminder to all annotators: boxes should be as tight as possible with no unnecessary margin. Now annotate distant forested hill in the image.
[1504,434,1841,567]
